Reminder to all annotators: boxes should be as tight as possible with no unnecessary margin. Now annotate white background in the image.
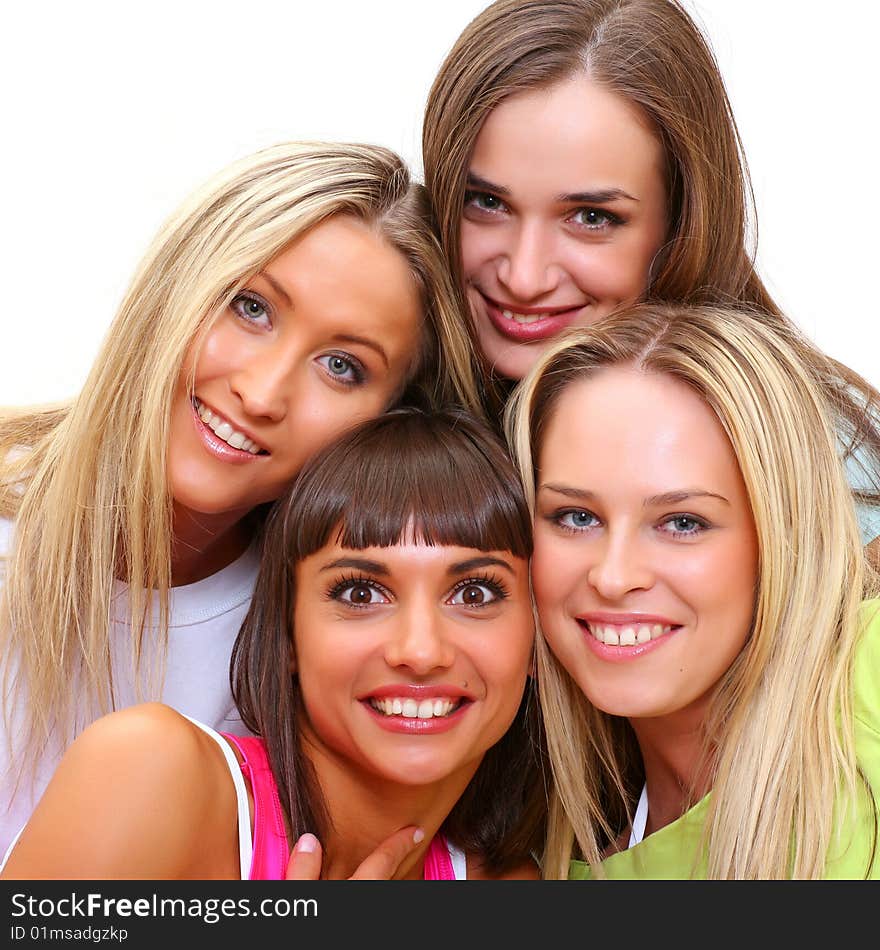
[2,0,877,405]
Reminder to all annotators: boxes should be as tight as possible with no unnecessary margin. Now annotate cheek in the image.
[531,531,575,611]
[460,223,495,278]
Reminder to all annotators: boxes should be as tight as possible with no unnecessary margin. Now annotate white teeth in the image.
[587,622,673,646]
[195,398,261,455]
[501,308,546,325]
[370,697,459,719]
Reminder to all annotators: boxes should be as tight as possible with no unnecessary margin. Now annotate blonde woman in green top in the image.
[507,302,880,879]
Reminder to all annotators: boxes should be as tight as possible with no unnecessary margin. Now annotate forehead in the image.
[470,76,665,199]
[540,367,742,495]
[266,214,422,339]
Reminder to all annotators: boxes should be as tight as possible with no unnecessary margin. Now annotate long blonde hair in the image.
[423,0,880,484]
[0,141,483,772]
[507,302,878,878]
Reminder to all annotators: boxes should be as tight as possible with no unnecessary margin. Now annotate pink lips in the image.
[480,292,586,343]
[576,616,681,663]
[190,400,265,464]
[360,683,474,735]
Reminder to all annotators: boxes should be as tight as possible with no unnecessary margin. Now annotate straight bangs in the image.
[281,408,532,562]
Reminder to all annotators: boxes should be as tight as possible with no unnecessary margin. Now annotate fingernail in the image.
[413,828,425,844]
[296,833,318,854]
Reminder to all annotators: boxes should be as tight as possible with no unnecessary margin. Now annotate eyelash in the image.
[231,291,271,327]
[324,572,511,608]
[316,353,366,387]
[448,573,510,607]
[550,509,711,539]
[658,514,710,539]
[567,207,623,231]
[326,573,390,607]
[463,190,508,215]
[464,190,623,233]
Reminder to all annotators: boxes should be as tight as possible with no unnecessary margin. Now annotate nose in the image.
[383,602,456,676]
[587,530,654,601]
[229,346,295,423]
[496,221,559,302]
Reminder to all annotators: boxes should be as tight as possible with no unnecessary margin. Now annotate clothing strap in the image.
[628,783,649,848]
[221,734,289,879]
[184,716,253,878]
[423,834,455,879]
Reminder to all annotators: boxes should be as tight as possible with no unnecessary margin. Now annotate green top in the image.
[569,600,880,880]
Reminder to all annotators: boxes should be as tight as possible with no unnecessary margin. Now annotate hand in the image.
[285,826,425,880]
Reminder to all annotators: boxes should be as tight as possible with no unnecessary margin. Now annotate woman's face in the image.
[168,214,422,533]
[460,77,668,381]
[293,534,534,791]
[531,366,758,728]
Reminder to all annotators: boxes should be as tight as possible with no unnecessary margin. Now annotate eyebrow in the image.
[466,173,636,205]
[539,484,730,507]
[329,334,389,369]
[321,557,389,575]
[260,270,292,308]
[555,188,638,204]
[318,554,516,576]
[466,172,511,197]
[448,555,515,575]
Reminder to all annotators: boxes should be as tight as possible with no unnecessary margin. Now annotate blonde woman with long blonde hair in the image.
[507,302,880,878]
[0,141,483,855]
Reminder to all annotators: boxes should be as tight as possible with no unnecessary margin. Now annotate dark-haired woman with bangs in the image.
[2,408,543,880]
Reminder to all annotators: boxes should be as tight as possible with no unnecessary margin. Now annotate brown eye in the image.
[448,580,505,607]
[349,584,373,604]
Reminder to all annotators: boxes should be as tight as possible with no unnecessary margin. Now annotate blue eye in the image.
[556,509,599,531]
[317,353,365,386]
[231,293,271,328]
[659,514,709,538]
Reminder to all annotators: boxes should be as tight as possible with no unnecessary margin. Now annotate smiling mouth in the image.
[193,397,268,455]
[367,697,469,720]
[494,304,584,324]
[577,619,680,646]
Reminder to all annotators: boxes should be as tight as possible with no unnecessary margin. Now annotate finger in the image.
[285,832,323,880]
[349,826,425,880]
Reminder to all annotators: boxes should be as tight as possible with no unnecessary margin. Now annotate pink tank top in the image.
[222,733,458,880]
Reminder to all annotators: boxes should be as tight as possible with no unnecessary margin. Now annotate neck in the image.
[170,503,254,586]
[303,738,479,880]
[630,707,714,836]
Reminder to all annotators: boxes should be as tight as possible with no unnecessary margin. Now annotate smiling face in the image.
[460,76,668,381]
[531,366,758,728]
[292,537,534,792]
[167,214,422,542]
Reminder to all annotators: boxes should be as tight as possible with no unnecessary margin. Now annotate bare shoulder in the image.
[467,854,542,880]
[1,704,238,879]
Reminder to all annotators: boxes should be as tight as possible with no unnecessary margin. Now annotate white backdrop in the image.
[2,0,877,405]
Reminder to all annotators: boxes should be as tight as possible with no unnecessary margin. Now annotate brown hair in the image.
[422,0,880,503]
[231,406,545,872]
